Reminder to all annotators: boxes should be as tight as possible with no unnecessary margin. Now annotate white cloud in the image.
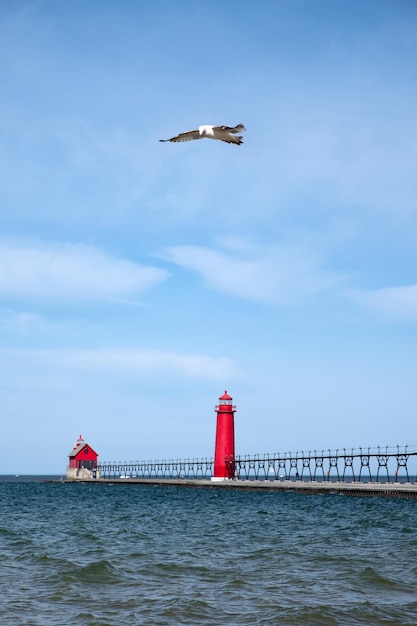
[349,284,417,321]
[162,239,342,306]
[62,348,236,378]
[0,347,237,380]
[0,241,168,301]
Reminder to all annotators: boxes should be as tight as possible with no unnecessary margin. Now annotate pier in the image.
[68,476,417,499]
[66,445,417,498]
[65,394,417,498]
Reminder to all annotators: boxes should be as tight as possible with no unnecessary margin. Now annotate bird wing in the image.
[211,127,244,144]
[159,129,201,143]
[214,124,246,134]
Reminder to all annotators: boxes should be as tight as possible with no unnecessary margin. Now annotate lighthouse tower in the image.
[212,390,236,481]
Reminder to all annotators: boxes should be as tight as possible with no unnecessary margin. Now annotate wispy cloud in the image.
[162,238,342,306]
[0,347,237,380]
[0,241,168,302]
[349,284,417,321]
[0,310,47,334]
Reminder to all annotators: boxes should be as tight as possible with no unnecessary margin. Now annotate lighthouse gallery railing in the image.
[98,444,417,483]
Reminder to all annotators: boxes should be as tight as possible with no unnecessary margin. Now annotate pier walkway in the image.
[65,445,417,498]
[63,476,417,499]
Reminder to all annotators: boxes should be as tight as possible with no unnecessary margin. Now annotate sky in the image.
[1,0,417,474]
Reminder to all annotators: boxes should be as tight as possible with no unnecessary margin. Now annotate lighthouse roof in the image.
[68,441,98,459]
[68,443,85,457]
[219,390,232,401]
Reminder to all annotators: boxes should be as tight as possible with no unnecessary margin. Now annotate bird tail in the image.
[232,124,246,133]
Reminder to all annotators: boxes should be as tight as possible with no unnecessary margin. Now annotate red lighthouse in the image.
[66,435,99,480]
[212,390,236,481]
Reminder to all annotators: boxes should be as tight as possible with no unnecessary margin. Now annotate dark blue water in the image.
[1,478,417,625]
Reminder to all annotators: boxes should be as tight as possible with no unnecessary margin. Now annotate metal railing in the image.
[98,444,417,483]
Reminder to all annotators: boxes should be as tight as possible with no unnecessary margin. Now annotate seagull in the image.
[159,124,246,145]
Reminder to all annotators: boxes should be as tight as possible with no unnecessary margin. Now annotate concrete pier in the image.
[63,477,417,499]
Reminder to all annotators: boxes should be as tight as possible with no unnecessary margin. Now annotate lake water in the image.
[1,477,417,625]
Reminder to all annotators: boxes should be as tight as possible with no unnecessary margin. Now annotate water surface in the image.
[1,479,416,625]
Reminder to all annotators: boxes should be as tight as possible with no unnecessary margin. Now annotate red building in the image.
[67,435,99,479]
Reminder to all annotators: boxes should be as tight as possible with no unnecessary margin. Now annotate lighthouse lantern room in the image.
[66,435,99,480]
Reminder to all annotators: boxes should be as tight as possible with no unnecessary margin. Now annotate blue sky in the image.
[1,0,416,474]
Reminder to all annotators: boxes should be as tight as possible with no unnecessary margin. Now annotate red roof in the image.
[219,390,232,401]
[68,441,98,459]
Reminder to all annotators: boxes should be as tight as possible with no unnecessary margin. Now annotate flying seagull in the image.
[159,124,246,145]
